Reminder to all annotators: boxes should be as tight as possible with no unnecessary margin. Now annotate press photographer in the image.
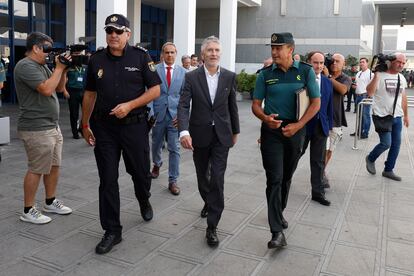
[365,53,409,181]
[371,53,396,72]
[43,44,89,68]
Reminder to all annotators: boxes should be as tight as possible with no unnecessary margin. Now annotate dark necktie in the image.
[166,66,172,88]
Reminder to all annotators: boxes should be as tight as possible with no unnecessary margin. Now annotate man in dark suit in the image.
[302,51,333,206]
[177,36,240,247]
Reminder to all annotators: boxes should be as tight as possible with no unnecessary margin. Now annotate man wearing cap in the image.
[252,32,320,249]
[81,14,161,254]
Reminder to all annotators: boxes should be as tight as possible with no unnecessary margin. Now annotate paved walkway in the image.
[0,94,413,276]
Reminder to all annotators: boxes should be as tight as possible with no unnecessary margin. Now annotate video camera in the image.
[43,44,89,67]
[371,53,396,72]
[324,53,334,69]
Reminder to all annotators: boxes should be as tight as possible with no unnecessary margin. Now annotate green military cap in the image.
[267,32,294,46]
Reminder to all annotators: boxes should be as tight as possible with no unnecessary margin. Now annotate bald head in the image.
[389,52,406,73]
[263,57,273,67]
[330,53,345,73]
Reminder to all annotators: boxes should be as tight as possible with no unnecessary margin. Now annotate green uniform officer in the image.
[252,32,320,249]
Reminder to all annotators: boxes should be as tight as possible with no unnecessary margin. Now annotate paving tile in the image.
[349,189,382,205]
[260,249,321,276]
[62,257,129,276]
[388,218,414,242]
[25,214,93,240]
[176,192,204,213]
[226,193,263,213]
[288,223,331,253]
[0,234,45,266]
[386,241,414,272]
[0,261,57,276]
[388,201,414,222]
[299,204,339,228]
[105,229,167,264]
[285,193,307,212]
[141,210,198,235]
[226,226,269,257]
[122,194,178,215]
[195,208,249,234]
[388,188,414,202]
[164,228,226,262]
[338,220,378,248]
[125,254,195,276]
[85,211,141,235]
[0,213,32,239]
[197,252,260,276]
[326,244,376,275]
[346,201,380,226]
[33,233,98,269]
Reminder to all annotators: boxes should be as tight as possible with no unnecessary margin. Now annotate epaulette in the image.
[90,47,105,56]
[299,61,312,67]
[133,45,148,53]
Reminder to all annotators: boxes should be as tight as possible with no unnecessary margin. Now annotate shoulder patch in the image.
[91,47,105,56]
[133,45,148,53]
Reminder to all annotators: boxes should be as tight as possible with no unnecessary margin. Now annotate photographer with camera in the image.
[60,48,88,139]
[14,32,72,224]
[365,53,409,181]
[323,53,352,187]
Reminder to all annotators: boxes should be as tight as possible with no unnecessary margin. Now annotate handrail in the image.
[352,98,373,150]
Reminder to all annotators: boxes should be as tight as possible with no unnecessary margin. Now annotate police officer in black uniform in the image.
[81,14,161,254]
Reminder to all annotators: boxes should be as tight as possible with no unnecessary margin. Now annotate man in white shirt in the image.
[350,57,373,139]
[365,53,409,181]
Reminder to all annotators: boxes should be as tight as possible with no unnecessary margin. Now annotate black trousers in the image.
[302,122,327,195]
[92,119,151,234]
[346,88,356,111]
[260,123,305,233]
[193,128,229,229]
[67,88,84,136]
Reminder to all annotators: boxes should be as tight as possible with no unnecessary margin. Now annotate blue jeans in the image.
[368,117,402,172]
[355,94,371,137]
[151,112,180,182]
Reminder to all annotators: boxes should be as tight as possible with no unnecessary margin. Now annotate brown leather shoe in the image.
[168,182,180,196]
[151,165,160,179]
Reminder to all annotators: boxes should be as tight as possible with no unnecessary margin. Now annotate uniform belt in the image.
[94,112,147,125]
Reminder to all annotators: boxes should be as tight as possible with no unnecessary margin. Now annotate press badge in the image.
[77,77,83,82]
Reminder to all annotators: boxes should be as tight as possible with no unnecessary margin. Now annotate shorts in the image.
[18,127,63,174]
[326,127,343,151]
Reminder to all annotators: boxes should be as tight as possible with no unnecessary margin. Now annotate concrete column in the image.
[219,0,237,71]
[127,0,141,46]
[373,6,382,55]
[96,0,127,48]
[173,0,196,56]
[66,0,85,44]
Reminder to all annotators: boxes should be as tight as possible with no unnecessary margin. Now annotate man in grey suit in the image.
[149,42,186,196]
[178,36,240,247]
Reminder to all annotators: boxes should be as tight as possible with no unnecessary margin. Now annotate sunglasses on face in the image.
[105,27,125,35]
[41,44,54,53]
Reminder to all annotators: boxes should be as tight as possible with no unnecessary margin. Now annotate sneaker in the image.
[20,206,52,224]
[365,155,376,175]
[43,199,72,215]
[382,171,402,181]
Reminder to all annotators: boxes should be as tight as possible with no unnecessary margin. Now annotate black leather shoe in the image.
[200,203,208,218]
[312,193,331,206]
[281,216,288,229]
[206,227,219,247]
[139,200,153,221]
[267,232,287,249]
[95,233,122,254]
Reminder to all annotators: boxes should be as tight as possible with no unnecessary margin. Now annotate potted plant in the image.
[236,70,257,100]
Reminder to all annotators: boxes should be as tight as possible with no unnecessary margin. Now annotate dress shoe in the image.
[281,216,288,229]
[350,132,356,136]
[200,203,208,218]
[345,108,350,112]
[382,171,402,181]
[365,155,376,175]
[151,165,160,179]
[267,232,287,249]
[168,182,180,196]
[95,233,122,254]
[206,227,219,247]
[139,200,153,221]
[72,133,80,139]
[312,193,331,206]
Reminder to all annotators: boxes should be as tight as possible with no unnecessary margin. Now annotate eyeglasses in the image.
[41,44,53,53]
[105,27,125,35]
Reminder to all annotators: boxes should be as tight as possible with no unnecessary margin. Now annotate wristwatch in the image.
[328,74,332,79]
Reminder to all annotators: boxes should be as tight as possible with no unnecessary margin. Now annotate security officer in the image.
[81,14,161,255]
[252,32,320,249]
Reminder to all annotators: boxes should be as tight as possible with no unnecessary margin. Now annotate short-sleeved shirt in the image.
[372,72,407,117]
[355,69,373,95]
[86,44,161,115]
[253,61,320,121]
[66,65,87,90]
[14,57,59,131]
[332,73,352,127]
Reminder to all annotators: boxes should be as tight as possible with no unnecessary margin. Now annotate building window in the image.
[141,4,166,62]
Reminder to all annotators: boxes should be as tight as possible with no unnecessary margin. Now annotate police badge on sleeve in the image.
[148,62,156,72]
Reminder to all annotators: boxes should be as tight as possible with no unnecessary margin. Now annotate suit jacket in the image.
[149,63,186,122]
[306,75,333,137]
[178,66,240,148]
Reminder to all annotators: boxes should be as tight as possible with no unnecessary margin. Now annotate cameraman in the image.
[14,32,72,224]
[323,53,351,187]
[365,53,409,181]
[61,50,87,139]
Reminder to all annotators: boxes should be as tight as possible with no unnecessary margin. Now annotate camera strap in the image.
[391,74,400,116]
